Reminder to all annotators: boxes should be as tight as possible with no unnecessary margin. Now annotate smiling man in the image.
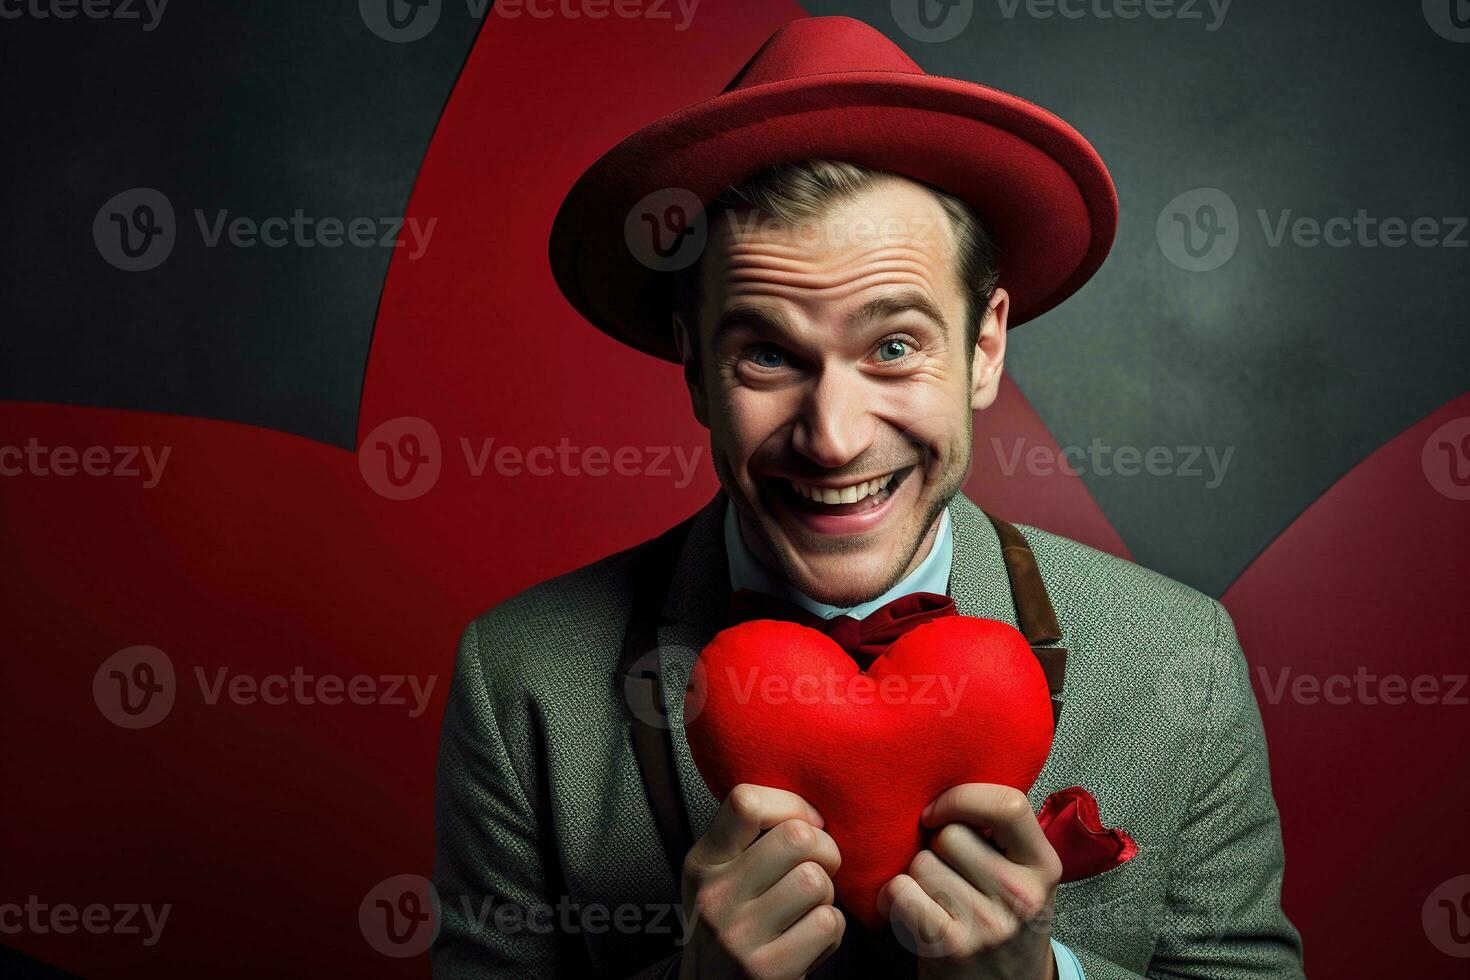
[432,15,1302,980]
[682,166,991,612]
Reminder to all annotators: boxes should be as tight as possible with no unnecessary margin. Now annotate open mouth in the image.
[761,465,916,531]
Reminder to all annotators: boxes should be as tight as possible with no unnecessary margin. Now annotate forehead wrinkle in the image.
[705,208,960,343]
[724,269,940,305]
[725,259,939,288]
[721,241,944,287]
[722,260,939,287]
[726,259,944,308]
[715,273,951,352]
[723,245,943,285]
[723,239,944,268]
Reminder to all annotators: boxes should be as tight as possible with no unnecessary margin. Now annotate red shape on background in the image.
[1224,393,1470,979]
[13,4,1464,977]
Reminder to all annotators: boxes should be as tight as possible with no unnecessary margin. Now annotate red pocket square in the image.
[1038,786,1138,881]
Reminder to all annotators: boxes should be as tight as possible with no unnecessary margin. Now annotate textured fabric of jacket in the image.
[431,490,1305,978]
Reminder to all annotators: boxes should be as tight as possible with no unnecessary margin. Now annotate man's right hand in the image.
[677,784,845,980]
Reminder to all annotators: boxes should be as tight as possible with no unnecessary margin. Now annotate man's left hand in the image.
[875,783,1061,980]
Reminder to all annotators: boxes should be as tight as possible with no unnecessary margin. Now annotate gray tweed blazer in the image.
[431,491,1304,978]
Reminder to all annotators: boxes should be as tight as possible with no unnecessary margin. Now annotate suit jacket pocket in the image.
[1052,851,1161,972]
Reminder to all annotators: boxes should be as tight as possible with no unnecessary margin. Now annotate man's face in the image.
[676,177,1007,607]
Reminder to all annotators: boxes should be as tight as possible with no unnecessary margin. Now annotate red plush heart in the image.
[684,616,1055,930]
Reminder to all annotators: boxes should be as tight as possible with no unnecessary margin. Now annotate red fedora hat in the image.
[548,15,1118,363]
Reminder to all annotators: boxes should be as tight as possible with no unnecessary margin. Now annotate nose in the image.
[790,367,875,469]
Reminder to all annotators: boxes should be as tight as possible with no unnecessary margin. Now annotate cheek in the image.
[887,421,967,487]
[720,387,791,440]
[874,379,968,451]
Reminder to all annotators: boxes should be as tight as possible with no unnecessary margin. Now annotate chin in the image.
[756,480,941,606]
[720,445,953,604]
[785,565,895,609]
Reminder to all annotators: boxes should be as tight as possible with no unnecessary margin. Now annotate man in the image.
[432,16,1303,979]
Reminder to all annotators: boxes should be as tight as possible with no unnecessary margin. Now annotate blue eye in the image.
[876,339,912,362]
[746,346,786,369]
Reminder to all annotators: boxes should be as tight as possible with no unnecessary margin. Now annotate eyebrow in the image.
[711,303,796,348]
[710,289,949,348]
[848,290,949,339]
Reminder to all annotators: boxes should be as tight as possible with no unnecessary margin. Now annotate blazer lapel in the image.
[653,492,732,839]
[944,492,1021,626]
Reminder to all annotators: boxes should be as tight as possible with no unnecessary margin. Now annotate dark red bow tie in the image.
[726,588,958,667]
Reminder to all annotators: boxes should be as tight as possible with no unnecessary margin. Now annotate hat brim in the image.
[549,71,1118,363]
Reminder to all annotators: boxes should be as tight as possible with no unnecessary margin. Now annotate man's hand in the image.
[678,784,846,980]
[876,784,1061,980]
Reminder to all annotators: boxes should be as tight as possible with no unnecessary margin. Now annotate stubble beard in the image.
[713,427,972,608]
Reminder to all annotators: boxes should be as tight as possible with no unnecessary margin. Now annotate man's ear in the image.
[672,312,710,428]
[969,287,1009,412]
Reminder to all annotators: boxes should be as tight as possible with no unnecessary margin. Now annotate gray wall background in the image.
[811,0,1470,592]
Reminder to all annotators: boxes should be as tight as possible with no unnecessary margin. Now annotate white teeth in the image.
[788,471,896,505]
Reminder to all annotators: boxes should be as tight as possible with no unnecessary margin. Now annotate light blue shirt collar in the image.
[723,497,953,621]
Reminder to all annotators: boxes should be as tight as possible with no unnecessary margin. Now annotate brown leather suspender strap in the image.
[620,509,1068,881]
[618,517,698,878]
[985,513,1069,726]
